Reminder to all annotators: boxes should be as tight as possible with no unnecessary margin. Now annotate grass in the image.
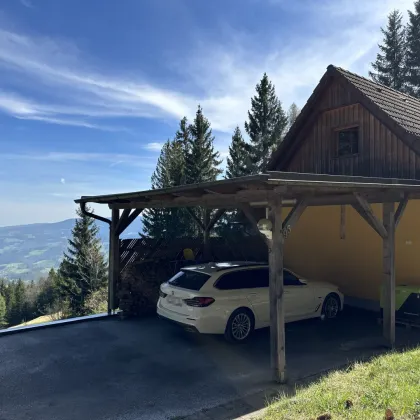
[10,313,62,328]
[264,348,420,420]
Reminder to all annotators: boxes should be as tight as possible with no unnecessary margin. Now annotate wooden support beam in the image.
[340,205,346,240]
[394,193,409,228]
[116,209,143,236]
[353,193,388,238]
[203,209,211,260]
[206,208,226,232]
[108,208,120,314]
[241,204,270,245]
[269,197,286,383]
[382,202,396,348]
[186,208,206,231]
[282,199,307,231]
[115,209,130,235]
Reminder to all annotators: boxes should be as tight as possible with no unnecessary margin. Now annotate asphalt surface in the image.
[1,309,420,420]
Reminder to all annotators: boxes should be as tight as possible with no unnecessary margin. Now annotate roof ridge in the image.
[329,64,420,104]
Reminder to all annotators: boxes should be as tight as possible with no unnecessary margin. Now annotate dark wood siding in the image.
[286,85,419,178]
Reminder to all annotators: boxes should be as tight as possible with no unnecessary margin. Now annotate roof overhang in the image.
[75,172,420,210]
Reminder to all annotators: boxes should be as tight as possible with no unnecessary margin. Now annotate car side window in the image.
[284,270,304,286]
[215,267,269,290]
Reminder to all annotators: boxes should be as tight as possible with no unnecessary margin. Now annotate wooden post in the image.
[108,208,120,314]
[203,209,211,261]
[269,197,286,383]
[382,202,395,347]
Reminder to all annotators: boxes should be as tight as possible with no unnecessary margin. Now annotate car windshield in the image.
[167,270,211,291]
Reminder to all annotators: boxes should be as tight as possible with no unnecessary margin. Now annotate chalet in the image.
[267,65,420,309]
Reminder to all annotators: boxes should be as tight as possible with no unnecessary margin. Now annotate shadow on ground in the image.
[0,307,419,420]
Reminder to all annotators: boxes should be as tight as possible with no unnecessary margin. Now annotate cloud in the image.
[0,0,413,137]
[2,151,156,169]
[20,0,33,8]
[144,142,163,152]
[60,178,65,184]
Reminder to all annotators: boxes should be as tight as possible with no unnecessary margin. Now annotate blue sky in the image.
[0,0,413,226]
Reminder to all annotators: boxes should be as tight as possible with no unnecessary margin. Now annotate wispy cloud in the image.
[2,152,156,169]
[60,178,65,184]
[0,0,412,137]
[144,142,163,152]
[19,0,33,8]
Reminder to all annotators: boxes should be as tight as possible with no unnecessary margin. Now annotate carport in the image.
[75,171,420,383]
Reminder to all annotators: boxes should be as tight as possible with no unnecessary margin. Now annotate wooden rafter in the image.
[116,209,143,236]
[115,209,130,235]
[206,208,226,231]
[241,203,270,246]
[186,208,206,231]
[353,193,388,239]
[394,193,409,228]
[282,199,307,230]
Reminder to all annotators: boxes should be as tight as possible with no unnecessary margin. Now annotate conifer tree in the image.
[369,9,407,92]
[57,207,107,315]
[286,103,301,133]
[185,106,222,184]
[226,126,252,179]
[245,73,288,173]
[406,1,420,96]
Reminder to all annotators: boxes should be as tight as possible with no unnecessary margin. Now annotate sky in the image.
[0,0,414,226]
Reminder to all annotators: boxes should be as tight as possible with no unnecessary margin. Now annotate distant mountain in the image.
[0,217,143,281]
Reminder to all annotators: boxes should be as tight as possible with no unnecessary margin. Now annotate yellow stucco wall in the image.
[283,200,420,301]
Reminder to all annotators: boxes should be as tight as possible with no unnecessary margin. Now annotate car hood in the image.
[303,279,340,290]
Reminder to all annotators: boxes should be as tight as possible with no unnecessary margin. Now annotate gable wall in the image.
[284,79,420,178]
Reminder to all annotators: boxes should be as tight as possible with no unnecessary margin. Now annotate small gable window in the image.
[337,127,359,157]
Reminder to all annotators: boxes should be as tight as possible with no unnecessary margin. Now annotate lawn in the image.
[264,348,420,420]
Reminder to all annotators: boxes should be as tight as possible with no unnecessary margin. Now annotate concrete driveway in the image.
[1,309,419,420]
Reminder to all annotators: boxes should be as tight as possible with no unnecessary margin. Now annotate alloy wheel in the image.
[324,296,339,318]
[231,313,251,340]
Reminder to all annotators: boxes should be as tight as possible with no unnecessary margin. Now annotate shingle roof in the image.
[332,65,420,137]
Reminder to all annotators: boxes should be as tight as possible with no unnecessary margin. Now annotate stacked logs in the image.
[118,259,174,317]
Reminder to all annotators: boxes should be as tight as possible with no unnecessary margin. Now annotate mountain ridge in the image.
[0,217,143,280]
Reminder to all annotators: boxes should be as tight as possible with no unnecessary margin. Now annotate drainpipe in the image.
[79,202,111,225]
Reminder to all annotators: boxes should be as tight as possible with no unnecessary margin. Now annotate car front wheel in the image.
[322,293,341,319]
[224,308,255,343]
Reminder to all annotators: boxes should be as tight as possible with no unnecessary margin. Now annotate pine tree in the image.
[406,1,420,96]
[57,207,107,315]
[0,294,6,328]
[226,127,252,179]
[185,106,222,184]
[286,103,301,133]
[142,135,192,238]
[245,73,288,173]
[369,10,407,91]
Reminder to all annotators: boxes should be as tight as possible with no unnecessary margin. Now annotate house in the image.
[268,65,420,309]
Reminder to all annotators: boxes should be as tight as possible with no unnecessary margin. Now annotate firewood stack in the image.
[118,259,173,317]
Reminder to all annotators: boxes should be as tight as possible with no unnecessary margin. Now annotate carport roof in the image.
[75,171,420,209]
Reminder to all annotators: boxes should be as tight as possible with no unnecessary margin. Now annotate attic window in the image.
[337,127,359,157]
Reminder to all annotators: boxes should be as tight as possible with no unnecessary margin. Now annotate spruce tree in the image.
[0,294,6,328]
[286,103,301,133]
[406,1,420,96]
[226,127,252,179]
[245,73,288,173]
[185,106,222,184]
[142,135,192,238]
[369,10,407,91]
[57,207,107,315]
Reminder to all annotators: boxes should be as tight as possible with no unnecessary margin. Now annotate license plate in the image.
[167,296,182,306]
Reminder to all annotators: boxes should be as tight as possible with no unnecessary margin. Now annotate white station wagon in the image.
[157,262,344,342]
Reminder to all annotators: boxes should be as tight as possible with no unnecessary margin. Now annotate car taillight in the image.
[183,297,215,307]
[159,290,167,298]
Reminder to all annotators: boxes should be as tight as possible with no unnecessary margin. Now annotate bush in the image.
[84,287,108,314]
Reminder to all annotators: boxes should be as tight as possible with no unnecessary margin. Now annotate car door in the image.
[244,268,269,325]
[284,270,316,320]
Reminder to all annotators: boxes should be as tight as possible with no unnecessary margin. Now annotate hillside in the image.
[0,218,143,280]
